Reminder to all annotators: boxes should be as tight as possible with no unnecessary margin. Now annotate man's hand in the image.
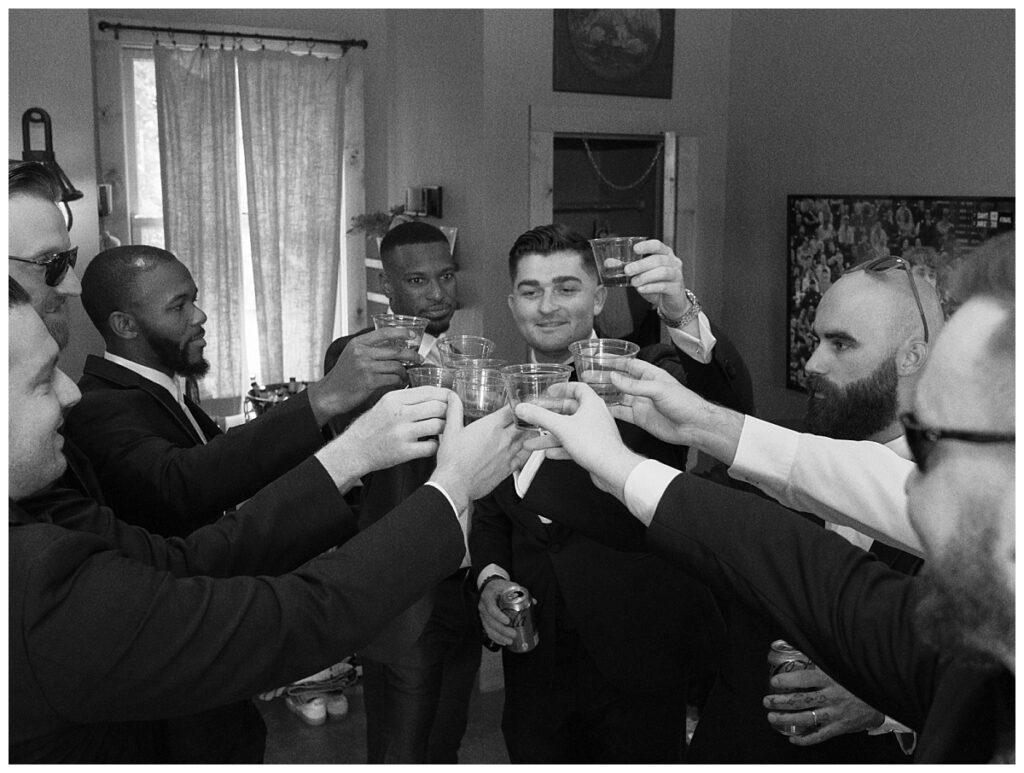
[516,381,645,500]
[478,577,518,647]
[606,358,745,465]
[764,666,886,746]
[315,386,448,489]
[429,398,529,513]
[307,327,422,425]
[623,239,692,319]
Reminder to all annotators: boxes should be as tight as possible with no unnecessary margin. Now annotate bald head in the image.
[826,265,945,350]
[81,245,180,341]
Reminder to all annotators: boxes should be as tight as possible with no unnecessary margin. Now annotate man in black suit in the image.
[515,234,1015,763]
[688,255,945,762]
[9,275,527,763]
[64,244,415,536]
[470,224,738,763]
[322,220,477,763]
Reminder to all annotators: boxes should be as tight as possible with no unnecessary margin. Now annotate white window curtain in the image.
[236,48,348,384]
[154,45,243,399]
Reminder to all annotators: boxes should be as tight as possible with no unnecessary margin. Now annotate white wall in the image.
[723,9,1015,420]
[10,9,102,379]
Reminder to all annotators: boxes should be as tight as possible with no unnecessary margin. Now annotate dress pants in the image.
[362,570,482,763]
[501,626,687,763]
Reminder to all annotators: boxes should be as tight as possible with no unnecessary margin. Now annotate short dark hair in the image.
[508,223,596,279]
[81,245,179,337]
[9,160,60,202]
[379,221,450,265]
[9,276,32,308]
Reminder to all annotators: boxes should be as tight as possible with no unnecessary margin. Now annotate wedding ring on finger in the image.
[811,709,820,729]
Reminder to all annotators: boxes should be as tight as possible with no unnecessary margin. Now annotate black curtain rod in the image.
[97,20,368,53]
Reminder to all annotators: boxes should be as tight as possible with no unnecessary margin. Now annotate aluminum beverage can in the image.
[498,585,539,653]
[767,639,815,736]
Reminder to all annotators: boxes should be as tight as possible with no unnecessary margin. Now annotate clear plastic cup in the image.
[501,364,573,431]
[589,236,646,287]
[372,313,429,366]
[407,365,457,389]
[453,368,507,424]
[437,335,496,367]
[569,338,640,406]
[454,358,508,375]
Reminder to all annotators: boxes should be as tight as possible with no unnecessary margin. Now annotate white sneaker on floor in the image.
[324,691,349,719]
[285,693,327,726]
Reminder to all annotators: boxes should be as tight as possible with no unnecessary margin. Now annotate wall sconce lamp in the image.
[21,107,84,230]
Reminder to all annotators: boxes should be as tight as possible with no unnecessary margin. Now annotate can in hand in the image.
[498,585,539,653]
[767,639,816,736]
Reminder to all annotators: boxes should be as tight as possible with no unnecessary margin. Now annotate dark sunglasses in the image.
[844,257,929,342]
[9,246,78,287]
[900,412,1014,472]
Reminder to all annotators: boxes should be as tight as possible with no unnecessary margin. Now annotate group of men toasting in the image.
[9,158,1015,764]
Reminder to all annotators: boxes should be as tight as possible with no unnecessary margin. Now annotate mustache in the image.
[805,375,839,397]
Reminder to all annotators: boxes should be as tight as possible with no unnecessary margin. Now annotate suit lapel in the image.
[83,355,210,446]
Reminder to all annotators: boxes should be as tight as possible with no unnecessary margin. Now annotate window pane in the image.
[132,58,163,219]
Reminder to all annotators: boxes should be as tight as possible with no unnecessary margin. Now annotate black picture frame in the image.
[553,10,675,99]
[786,194,1014,391]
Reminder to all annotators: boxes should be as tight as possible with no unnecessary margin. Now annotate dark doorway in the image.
[553,133,665,338]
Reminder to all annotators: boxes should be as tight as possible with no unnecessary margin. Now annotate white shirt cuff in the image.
[424,481,471,567]
[622,458,682,526]
[665,310,716,364]
[476,564,509,590]
[728,415,799,490]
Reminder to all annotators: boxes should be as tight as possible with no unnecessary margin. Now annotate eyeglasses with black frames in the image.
[900,411,1014,472]
[9,246,78,287]
[844,257,929,343]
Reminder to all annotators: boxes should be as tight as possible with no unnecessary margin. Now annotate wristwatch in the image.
[658,289,701,328]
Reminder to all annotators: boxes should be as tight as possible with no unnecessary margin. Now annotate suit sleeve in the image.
[469,488,515,581]
[14,485,465,724]
[27,456,357,578]
[65,388,325,529]
[645,472,939,732]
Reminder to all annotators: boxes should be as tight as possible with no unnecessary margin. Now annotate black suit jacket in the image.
[64,355,325,537]
[323,331,448,662]
[9,461,465,763]
[469,343,727,702]
[644,472,1014,764]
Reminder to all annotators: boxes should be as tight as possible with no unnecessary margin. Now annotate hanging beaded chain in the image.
[582,139,664,192]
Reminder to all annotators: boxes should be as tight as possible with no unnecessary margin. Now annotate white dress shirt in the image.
[728,417,922,556]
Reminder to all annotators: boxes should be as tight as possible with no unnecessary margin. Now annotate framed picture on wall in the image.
[786,194,1014,391]
[553,10,674,99]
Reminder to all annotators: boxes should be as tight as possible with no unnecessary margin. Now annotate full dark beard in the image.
[913,524,1014,668]
[141,324,210,379]
[805,357,898,440]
